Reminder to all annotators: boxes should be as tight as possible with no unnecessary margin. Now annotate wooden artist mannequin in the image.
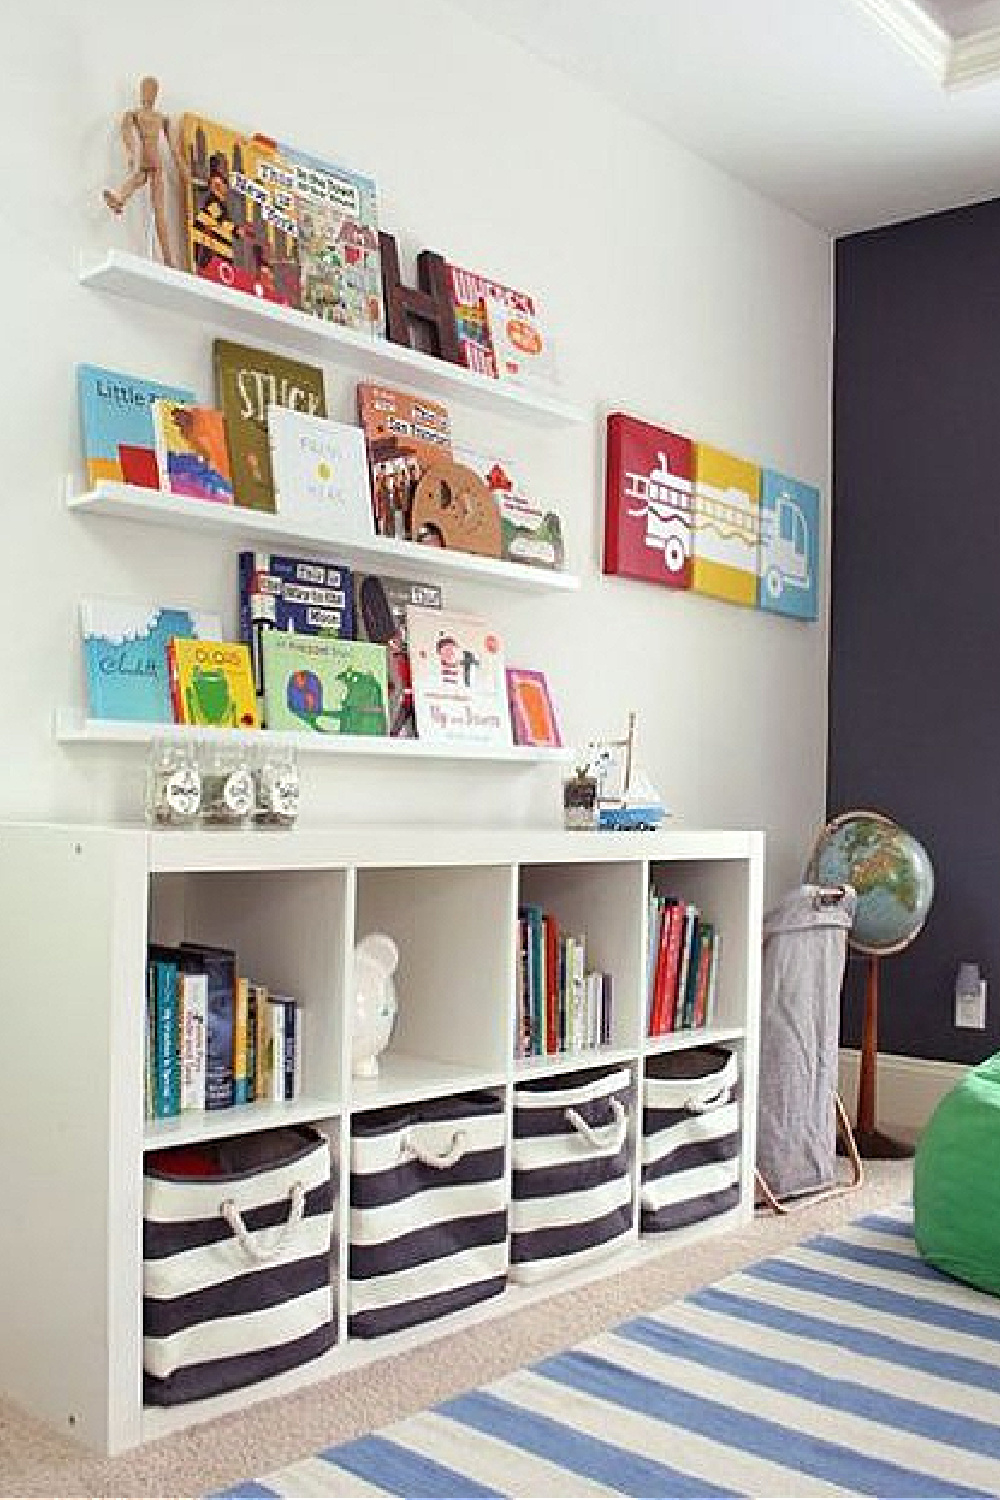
[103,76,186,268]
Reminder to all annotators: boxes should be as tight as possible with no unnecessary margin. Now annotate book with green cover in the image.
[262,630,388,735]
[213,340,327,513]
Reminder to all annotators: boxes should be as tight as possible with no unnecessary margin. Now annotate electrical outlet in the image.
[955,978,987,1029]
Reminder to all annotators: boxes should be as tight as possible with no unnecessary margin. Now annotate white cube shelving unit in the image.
[0,820,762,1455]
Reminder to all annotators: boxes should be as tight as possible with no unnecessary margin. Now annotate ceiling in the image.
[446,0,1000,235]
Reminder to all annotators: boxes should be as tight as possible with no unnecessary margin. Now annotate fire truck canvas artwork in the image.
[602,412,819,621]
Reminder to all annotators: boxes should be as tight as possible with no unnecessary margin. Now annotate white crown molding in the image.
[851,0,1000,87]
[851,0,950,80]
[946,23,1000,85]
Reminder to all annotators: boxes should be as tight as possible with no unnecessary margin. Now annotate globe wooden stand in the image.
[855,952,914,1159]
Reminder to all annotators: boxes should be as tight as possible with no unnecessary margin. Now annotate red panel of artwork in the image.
[603,413,694,588]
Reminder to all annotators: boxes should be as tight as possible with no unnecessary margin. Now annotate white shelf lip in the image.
[513,1044,636,1077]
[80,249,588,427]
[65,478,581,594]
[54,708,570,765]
[643,1023,745,1054]
[143,1095,340,1149]
[350,1053,506,1111]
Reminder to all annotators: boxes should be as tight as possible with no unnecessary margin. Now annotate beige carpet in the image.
[0,1158,913,1499]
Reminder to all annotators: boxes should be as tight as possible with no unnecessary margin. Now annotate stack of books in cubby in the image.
[145,942,301,1120]
[645,893,719,1038]
[516,904,613,1059]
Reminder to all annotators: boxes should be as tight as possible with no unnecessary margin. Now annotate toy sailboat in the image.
[586,712,669,830]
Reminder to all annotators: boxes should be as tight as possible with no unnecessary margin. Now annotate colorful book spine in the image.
[245,982,258,1104]
[601,971,613,1046]
[252,982,270,1099]
[568,935,586,1052]
[233,976,250,1105]
[267,997,286,1101]
[179,969,207,1112]
[180,944,236,1109]
[280,997,300,1100]
[674,906,700,1030]
[147,948,181,1119]
[692,922,715,1029]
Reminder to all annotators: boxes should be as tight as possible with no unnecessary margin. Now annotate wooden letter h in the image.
[379,232,462,365]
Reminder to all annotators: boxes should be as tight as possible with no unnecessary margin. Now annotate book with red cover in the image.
[661,901,688,1036]
[651,899,684,1036]
[543,912,560,1055]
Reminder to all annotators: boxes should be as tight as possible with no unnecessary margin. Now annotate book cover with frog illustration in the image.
[168,638,259,728]
[261,631,388,736]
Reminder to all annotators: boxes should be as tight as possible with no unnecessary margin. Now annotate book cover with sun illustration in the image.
[168,639,259,728]
[261,631,388,735]
[266,406,374,539]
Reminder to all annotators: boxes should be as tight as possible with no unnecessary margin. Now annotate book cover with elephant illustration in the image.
[261,631,388,735]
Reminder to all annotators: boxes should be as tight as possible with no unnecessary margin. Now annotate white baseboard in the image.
[837,1049,967,1136]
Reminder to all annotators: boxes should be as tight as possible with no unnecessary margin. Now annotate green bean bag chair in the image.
[914,1051,1000,1297]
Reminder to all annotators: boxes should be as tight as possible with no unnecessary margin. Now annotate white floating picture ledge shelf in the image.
[65,480,581,594]
[54,710,570,764]
[79,250,587,428]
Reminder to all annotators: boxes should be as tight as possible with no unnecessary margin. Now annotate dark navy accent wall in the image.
[832,198,1000,1064]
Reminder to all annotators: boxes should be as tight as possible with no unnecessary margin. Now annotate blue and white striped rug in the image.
[217,1205,1000,1498]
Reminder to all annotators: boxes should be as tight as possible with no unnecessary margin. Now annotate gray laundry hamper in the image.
[755,884,863,1212]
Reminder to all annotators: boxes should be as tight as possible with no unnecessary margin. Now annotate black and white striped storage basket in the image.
[348,1091,507,1338]
[143,1125,335,1406]
[640,1046,741,1233]
[510,1064,633,1283]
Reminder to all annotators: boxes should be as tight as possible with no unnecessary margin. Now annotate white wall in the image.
[1,0,831,901]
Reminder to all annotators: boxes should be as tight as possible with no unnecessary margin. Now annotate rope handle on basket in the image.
[400,1127,468,1170]
[565,1097,628,1156]
[684,1085,731,1114]
[220,1180,306,1264]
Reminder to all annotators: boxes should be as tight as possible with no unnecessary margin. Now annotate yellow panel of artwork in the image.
[692,443,761,607]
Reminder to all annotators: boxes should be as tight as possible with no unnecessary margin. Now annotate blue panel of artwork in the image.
[758,469,820,621]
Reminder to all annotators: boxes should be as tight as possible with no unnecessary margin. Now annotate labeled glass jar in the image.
[199,740,254,828]
[253,742,301,828]
[144,739,202,827]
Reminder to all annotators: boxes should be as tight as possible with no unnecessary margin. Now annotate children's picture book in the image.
[483,291,557,389]
[180,114,301,306]
[261,631,388,736]
[406,605,511,747]
[356,382,451,538]
[443,264,538,380]
[506,668,562,748]
[168,638,259,728]
[81,599,223,722]
[77,364,196,488]
[266,405,374,537]
[274,141,384,336]
[353,572,442,738]
[152,400,233,503]
[238,550,354,705]
[214,340,327,513]
[452,442,565,569]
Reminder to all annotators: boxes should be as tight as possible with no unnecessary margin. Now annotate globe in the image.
[807,809,934,956]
